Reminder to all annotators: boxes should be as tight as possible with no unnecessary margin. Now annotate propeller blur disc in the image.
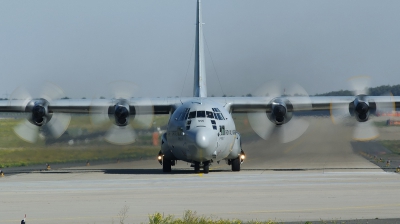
[348,76,370,96]
[278,117,309,143]
[9,83,71,143]
[247,80,311,143]
[47,113,71,138]
[353,121,379,141]
[105,125,137,145]
[40,82,66,101]
[132,98,154,129]
[247,111,275,140]
[8,86,32,110]
[13,120,40,143]
[91,81,155,145]
[375,92,395,115]
[332,76,392,141]
[330,101,351,125]
[109,81,138,99]
[90,99,112,126]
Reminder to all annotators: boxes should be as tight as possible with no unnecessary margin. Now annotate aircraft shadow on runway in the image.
[103,168,228,175]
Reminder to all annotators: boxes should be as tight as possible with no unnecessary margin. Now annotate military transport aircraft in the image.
[0,0,399,174]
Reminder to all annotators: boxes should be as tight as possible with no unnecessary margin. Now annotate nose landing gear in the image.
[192,161,210,174]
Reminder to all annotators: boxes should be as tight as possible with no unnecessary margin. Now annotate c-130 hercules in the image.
[1,0,399,173]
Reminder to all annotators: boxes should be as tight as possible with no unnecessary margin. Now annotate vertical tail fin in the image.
[193,0,207,97]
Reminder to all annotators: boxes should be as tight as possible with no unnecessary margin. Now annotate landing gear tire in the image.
[163,158,171,172]
[194,162,200,173]
[203,162,210,174]
[231,157,240,172]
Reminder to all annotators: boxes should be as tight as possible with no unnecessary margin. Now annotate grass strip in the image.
[0,145,159,168]
[380,140,400,155]
[144,210,281,224]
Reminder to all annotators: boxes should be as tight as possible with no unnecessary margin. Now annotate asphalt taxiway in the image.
[1,117,400,223]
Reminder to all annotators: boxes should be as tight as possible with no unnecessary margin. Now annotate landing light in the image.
[157,155,163,165]
[240,153,245,164]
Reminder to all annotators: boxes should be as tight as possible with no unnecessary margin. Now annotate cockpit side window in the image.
[178,108,190,121]
[197,111,206,118]
[212,108,225,120]
[206,111,214,118]
[183,108,190,120]
[178,111,185,120]
[188,111,196,119]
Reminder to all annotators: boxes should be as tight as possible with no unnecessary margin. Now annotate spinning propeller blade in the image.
[90,81,154,145]
[13,119,40,143]
[9,83,71,143]
[105,125,137,145]
[330,76,395,141]
[247,80,311,143]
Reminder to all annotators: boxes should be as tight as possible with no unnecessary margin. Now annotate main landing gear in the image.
[162,157,171,172]
[158,151,174,173]
[229,150,245,172]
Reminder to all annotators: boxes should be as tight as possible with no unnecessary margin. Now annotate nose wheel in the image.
[193,161,210,174]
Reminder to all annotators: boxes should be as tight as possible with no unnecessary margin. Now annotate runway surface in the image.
[1,117,400,223]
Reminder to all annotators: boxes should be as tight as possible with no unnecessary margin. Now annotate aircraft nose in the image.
[195,129,211,149]
[191,128,213,149]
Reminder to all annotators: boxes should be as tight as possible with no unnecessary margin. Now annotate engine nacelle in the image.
[349,95,376,122]
[108,99,135,126]
[267,98,293,125]
[25,99,51,126]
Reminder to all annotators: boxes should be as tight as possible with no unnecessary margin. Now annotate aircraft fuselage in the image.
[161,99,242,167]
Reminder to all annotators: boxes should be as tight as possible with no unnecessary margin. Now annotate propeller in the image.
[247,80,311,143]
[9,83,71,143]
[90,81,154,145]
[330,76,395,141]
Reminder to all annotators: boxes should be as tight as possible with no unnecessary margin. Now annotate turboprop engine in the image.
[107,100,135,126]
[247,80,311,143]
[26,99,51,126]
[348,95,376,122]
[330,76,394,141]
[90,81,154,145]
[267,99,293,125]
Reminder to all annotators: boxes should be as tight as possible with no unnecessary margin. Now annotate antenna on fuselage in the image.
[193,0,207,98]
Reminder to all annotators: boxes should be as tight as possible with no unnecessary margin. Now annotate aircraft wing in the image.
[210,96,400,113]
[1,95,399,144]
[0,98,184,114]
[212,95,400,142]
[1,95,399,116]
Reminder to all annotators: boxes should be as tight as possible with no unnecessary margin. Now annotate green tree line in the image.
[315,84,400,96]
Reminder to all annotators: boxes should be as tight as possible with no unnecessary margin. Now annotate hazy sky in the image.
[1,0,400,98]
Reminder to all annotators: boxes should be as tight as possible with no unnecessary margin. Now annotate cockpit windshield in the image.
[188,111,196,119]
[197,111,206,118]
[206,111,214,118]
[187,109,223,120]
